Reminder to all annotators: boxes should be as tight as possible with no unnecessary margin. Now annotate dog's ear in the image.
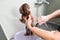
[19,19,25,23]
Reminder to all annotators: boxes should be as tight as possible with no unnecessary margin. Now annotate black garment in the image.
[57,26,60,32]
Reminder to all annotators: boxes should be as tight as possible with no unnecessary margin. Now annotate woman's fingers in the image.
[37,16,48,25]
[28,15,32,24]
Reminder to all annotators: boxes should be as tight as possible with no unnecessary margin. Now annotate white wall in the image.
[0,0,36,40]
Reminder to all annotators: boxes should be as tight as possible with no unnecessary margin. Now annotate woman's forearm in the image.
[26,23,53,39]
[47,10,60,21]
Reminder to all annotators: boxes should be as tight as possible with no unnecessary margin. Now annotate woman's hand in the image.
[37,16,49,25]
[24,15,32,26]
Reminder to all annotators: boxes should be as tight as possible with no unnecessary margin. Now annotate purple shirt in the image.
[14,30,43,40]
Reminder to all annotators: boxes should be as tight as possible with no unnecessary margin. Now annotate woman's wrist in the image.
[42,16,50,22]
[46,15,52,21]
[25,21,31,27]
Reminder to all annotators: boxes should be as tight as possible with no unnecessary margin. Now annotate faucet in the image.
[35,0,49,27]
[35,0,49,5]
